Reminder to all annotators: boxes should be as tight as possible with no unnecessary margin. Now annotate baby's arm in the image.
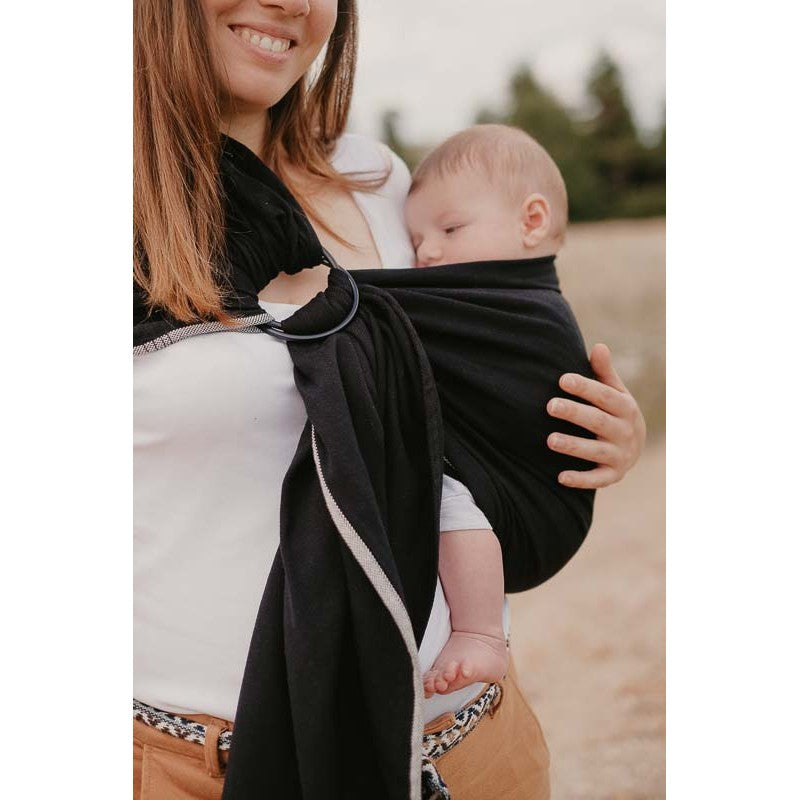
[425,476,510,696]
[438,528,506,643]
[424,527,508,696]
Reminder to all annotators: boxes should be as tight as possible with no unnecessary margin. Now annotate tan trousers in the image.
[133,656,550,799]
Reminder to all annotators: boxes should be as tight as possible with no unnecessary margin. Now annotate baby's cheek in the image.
[443,240,469,262]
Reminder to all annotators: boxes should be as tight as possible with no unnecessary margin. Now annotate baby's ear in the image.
[520,193,552,249]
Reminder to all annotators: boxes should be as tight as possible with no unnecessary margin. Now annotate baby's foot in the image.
[423,630,508,698]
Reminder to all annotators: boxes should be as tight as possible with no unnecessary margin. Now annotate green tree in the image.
[583,53,665,217]
[380,56,665,222]
[585,52,641,192]
[477,65,606,220]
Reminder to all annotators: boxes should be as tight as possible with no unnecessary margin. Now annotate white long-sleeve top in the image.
[133,134,507,725]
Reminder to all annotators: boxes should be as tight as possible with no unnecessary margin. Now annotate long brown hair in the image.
[134,0,379,324]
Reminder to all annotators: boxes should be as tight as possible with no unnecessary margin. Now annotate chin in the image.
[222,70,290,110]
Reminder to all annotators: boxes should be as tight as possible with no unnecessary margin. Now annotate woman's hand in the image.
[546,343,646,489]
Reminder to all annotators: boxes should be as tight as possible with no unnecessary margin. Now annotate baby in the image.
[404,124,569,697]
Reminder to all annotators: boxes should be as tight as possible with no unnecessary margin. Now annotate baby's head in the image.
[405,124,568,268]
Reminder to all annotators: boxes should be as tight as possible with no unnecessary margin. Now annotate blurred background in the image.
[349,2,666,797]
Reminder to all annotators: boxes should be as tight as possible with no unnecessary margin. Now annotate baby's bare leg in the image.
[424,528,509,697]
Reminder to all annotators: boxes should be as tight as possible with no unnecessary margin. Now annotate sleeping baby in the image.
[404,124,569,697]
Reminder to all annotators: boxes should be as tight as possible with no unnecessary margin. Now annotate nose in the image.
[259,0,310,15]
[416,240,443,268]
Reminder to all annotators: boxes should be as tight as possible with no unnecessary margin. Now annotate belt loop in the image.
[488,683,504,718]
[203,721,226,778]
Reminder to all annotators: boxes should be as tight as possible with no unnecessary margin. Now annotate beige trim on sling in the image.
[311,426,423,800]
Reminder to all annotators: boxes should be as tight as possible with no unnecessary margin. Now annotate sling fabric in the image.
[133,135,594,799]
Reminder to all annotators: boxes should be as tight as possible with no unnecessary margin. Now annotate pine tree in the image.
[380,58,665,222]
[477,65,606,220]
[585,52,644,195]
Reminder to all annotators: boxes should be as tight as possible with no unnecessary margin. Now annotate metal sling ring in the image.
[261,247,360,342]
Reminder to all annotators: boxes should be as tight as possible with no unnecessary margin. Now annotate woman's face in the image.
[202,0,338,112]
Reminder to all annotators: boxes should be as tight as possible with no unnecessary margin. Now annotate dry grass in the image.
[556,217,666,434]
[511,218,666,799]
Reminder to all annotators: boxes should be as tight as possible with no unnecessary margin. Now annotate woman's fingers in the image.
[547,431,628,487]
[558,466,620,490]
[588,342,628,393]
[549,343,647,488]
[547,397,626,441]
[557,372,638,419]
[547,432,619,467]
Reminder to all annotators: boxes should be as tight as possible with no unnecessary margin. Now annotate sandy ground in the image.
[509,218,666,799]
[556,218,666,434]
[511,439,665,799]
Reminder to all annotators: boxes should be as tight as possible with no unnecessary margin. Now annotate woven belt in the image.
[133,682,501,799]
[421,682,502,799]
[133,699,233,750]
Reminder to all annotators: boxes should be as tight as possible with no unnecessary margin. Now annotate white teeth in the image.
[235,27,290,52]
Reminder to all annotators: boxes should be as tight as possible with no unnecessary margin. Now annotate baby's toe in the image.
[434,674,450,693]
[442,661,460,682]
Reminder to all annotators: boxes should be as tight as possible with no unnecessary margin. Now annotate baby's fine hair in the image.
[409,124,569,244]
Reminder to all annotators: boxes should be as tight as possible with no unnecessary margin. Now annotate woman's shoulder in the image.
[331,132,411,201]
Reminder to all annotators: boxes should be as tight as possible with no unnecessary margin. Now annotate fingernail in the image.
[549,434,563,447]
[562,374,577,390]
[549,399,562,414]
[559,474,572,486]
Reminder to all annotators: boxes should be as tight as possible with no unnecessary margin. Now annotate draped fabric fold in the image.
[133,134,325,339]
[133,136,595,799]
[348,260,595,592]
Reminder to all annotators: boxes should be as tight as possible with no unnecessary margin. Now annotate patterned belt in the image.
[133,682,501,800]
[421,682,502,799]
[133,699,234,750]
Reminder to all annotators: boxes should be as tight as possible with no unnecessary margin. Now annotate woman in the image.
[133,0,646,798]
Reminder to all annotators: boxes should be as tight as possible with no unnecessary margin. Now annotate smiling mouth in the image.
[230,25,294,53]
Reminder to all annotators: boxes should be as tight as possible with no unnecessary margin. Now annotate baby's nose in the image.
[416,242,443,267]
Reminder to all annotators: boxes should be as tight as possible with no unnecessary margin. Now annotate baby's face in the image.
[404,170,530,268]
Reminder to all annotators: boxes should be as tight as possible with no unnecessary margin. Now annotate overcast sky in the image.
[348,0,665,144]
